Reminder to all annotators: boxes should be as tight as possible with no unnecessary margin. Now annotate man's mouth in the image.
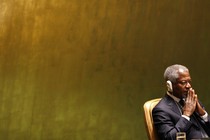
[183,92,188,98]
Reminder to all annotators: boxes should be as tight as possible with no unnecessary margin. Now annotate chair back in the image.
[143,98,161,140]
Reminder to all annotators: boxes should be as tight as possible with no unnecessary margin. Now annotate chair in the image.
[143,98,161,140]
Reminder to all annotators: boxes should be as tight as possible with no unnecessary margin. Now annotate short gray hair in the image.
[164,64,189,83]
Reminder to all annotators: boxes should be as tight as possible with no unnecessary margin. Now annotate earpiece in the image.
[166,80,173,93]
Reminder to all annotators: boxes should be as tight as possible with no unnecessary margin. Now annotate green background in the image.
[0,0,210,139]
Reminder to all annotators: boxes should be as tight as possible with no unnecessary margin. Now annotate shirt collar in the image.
[167,91,180,103]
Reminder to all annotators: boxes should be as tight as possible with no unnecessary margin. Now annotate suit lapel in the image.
[165,95,182,115]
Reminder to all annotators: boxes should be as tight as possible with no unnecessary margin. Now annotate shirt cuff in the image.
[182,115,190,121]
[201,111,208,122]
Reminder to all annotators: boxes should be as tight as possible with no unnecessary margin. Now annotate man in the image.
[152,64,210,140]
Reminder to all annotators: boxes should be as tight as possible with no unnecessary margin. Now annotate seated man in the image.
[152,64,210,140]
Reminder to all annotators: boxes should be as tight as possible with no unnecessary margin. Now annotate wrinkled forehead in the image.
[177,69,190,79]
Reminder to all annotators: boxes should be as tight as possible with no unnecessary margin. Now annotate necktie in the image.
[179,99,185,107]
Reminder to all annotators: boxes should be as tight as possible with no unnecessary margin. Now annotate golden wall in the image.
[0,0,210,139]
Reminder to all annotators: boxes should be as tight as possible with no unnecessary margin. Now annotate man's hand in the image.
[182,88,197,117]
[195,96,206,116]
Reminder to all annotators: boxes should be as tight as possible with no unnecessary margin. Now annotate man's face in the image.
[172,70,192,99]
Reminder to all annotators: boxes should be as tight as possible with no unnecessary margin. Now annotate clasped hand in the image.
[182,88,205,117]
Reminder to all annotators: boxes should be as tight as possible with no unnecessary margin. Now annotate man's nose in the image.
[186,82,191,88]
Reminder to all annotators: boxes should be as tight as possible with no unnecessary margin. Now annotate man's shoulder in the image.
[153,95,173,110]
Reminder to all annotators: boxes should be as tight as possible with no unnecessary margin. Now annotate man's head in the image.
[164,64,192,99]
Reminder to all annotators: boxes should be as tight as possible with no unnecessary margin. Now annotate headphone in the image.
[166,80,173,93]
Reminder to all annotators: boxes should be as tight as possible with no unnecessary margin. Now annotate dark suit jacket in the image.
[152,94,210,140]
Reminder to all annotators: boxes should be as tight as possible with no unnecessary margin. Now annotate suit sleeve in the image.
[199,112,210,136]
[152,106,193,140]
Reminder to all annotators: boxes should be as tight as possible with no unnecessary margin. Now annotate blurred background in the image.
[0,0,210,139]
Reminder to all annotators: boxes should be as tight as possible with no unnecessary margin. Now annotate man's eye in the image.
[181,81,187,84]
[179,80,191,85]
